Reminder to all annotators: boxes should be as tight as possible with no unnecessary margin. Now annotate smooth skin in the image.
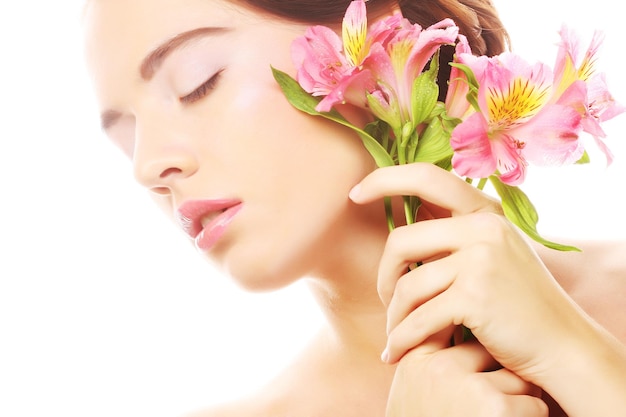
[350,163,626,417]
[83,0,626,415]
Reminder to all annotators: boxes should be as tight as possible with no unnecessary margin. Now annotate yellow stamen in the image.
[342,1,368,67]
[577,54,597,81]
[488,77,550,130]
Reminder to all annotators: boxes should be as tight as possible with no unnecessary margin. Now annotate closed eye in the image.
[180,68,224,105]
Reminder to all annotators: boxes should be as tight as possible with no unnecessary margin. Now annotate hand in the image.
[350,163,626,417]
[349,163,585,382]
[386,341,548,417]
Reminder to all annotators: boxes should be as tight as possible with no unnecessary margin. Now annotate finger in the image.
[446,341,501,372]
[349,163,501,217]
[414,202,438,221]
[385,289,463,363]
[399,332,453,358]
[483,368,540,397]
[385,256,457,332]
[400,339,499,372]
[377,218,459,305]
[454,341,501,372]
[377,214,512,305]
[500,394,549,417]
[418,198,452,220]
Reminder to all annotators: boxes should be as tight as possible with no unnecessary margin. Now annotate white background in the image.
[1,1,624,416]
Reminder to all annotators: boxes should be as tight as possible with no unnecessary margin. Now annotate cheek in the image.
[206,37,375,207]
[219,64,376,183]
[229,80,269,113]
[218,67,309,154]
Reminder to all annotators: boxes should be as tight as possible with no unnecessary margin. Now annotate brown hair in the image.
[236,0,509,56]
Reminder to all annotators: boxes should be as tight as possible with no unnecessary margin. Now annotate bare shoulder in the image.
[180,330,343,417]
[536,238,626,287]
[180,393,277,417]
[601,239,626,275]
[541,238,626,343]
[177,370,303,417]
[569,239,626,286]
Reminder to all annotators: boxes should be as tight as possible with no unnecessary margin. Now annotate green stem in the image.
[403,196,415,225]
[407,130,419,162]
[476,177,488,191]
[397,145,407,165]
[389,140,398,162]
[397,126,408,166]
[384,197,395,232]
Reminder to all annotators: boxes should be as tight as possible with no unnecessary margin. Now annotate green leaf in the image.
[367,93,402,133]
[411,51,440,126]
[271,66,325,115]
[440,103,463,134]
[364,120,393,153]
[435,156,453,171]
[412,116,454,164]
[271,66,394,168]
[489,176,581,251]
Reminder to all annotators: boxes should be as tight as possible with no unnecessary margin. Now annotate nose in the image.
[132,121,199,195]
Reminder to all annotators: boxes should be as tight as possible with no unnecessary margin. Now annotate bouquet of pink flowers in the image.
[272,0,623,250]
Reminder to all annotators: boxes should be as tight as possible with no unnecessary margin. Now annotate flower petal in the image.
[368,13,408,46]
[342,0,368,66]
[587,73,626,123]
[445,35,474,118]
[480,55,553,130]
[491,134,527,185]
[515,103,584,166]
[451,112,497,179]
[405,19,459,79]
[315,69,376,112]
[292,26,351,96]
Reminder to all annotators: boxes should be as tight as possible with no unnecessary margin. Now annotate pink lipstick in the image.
[176,199,243,251]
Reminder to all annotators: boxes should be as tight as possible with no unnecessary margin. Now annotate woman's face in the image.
[84,0,382,289]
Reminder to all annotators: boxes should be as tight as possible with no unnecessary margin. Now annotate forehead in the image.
[83,0,241,65]
[83,0,241,43]
[82,0,251,103]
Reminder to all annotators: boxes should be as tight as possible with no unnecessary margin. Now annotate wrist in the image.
[532,307,626,416]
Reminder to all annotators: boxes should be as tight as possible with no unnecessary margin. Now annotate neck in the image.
[305,205,392,361]
[306,277,388,360]
[253,201,400,417]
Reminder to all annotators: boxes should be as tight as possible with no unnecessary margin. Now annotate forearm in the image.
[534,302,626,417]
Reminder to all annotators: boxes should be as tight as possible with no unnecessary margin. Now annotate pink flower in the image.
[342,0,368,67]
[276,0,624,251]
[365,19,459,129]
[450,52,583,185]
[444,34,474,119]
[291,0,377,112]
[291,26,350,96]
[290,0,459,122]
[553,26,625,163]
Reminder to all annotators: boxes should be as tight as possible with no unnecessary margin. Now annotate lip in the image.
[176,199,243,251]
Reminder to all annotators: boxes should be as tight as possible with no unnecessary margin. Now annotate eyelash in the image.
[179,69,224,105]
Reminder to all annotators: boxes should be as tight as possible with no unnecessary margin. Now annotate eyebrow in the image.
[139,26,229,81]
[99,26,229,132]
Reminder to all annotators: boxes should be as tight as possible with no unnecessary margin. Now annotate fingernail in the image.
[349,183,361,200]
[381,347,389,363]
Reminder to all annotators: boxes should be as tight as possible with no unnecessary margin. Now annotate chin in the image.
[225,260,303,293]
[206,242,305,293]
